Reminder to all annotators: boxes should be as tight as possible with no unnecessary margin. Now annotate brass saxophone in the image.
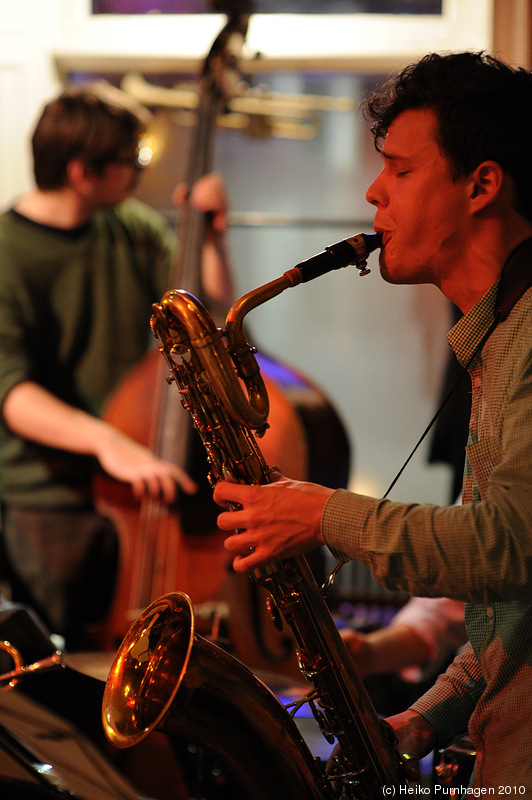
[102,232,408,799]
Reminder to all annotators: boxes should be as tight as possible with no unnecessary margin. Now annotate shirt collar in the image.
[448,281,499,367]
[448,236,532,367]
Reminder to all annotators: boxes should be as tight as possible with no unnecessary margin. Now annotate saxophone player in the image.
[215,51,532,793]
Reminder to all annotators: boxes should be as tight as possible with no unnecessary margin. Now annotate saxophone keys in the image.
[265,595,284,632]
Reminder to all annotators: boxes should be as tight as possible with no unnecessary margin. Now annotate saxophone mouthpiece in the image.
[290,232,382,283]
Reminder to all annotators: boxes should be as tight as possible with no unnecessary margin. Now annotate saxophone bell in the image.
[102,592,334,800]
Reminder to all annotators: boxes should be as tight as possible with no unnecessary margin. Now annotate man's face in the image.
[90,162,141,208]
[84,142,145,209]
[366,108,472,289]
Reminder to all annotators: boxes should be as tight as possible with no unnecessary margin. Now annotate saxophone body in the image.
[102,233,407,798]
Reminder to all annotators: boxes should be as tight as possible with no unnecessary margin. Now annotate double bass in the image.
[94,5,350,674]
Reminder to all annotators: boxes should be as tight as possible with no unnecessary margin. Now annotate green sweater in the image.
[0,199,174,508]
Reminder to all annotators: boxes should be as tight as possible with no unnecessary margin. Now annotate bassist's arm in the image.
[2,380,196,501]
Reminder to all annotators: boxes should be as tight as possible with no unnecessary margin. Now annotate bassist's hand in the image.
[173,172,228,234]
[173,173,234,308]
[95,423,197,502]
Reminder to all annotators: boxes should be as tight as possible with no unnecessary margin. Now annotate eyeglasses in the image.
[93,137,153,170]
[106,137,154,170]
[111,156,145,170]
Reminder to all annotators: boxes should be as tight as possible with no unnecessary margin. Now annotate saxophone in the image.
[102,232,408,799]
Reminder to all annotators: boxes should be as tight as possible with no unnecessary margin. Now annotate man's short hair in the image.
[32,81,151,190]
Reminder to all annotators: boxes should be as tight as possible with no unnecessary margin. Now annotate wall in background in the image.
[1,0,521,595]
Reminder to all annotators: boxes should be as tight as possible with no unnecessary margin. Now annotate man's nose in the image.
[365,172,385,207]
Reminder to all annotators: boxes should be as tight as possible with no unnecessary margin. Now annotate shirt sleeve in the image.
[322,301,532,604]
[322,485,532,603]
[410,641,485,748]
[0,273,34,417]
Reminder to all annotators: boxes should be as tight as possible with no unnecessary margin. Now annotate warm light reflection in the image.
[349,475,381,498]
[138,136,154,167]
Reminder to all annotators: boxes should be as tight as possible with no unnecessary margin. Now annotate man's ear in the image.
[66,159,94,191]
[469,161,505,208]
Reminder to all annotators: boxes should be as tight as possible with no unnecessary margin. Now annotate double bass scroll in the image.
[93,7,351,677]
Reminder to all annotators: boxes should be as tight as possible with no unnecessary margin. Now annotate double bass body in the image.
[93,341,341,674]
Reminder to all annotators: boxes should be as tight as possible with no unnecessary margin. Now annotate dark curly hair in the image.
[363,52,532,223]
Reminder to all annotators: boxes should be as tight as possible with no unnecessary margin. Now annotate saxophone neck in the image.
[224,231,381,356]
[224,272,295,358]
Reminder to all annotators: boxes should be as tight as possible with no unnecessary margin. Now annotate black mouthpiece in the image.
[295,232,382,283]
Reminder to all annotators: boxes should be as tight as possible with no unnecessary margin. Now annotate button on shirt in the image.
[321,271,532,790]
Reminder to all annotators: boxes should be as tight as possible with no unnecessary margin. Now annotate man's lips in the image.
[377,231,391,248]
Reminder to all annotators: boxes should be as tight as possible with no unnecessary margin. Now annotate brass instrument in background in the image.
[0,640,62,690]
[102,232,408,799]
[121,71,355,140]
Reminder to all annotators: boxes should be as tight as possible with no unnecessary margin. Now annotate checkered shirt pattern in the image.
[322,269,532,790]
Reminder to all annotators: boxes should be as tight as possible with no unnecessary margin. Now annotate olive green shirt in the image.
[322,259,532,789]
[0,199,173,508]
